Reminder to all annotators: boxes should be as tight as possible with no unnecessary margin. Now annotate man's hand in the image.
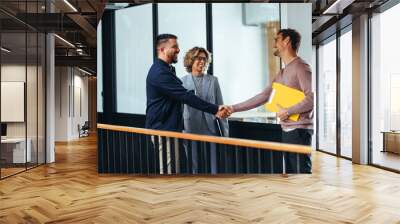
[277,104,289,121]
[216,105,233,119]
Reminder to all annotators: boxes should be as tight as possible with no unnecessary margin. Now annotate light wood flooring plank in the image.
[0,135,400,223]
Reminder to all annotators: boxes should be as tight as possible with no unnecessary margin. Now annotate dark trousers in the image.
[281,128,313,173]
[183,130,218,174]
[183,141,217,174]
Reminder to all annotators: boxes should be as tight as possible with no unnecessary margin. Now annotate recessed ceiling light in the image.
[322,0,353,15]
[78,67,93,76]
[63,0,78,12]
[1,47,11,53]
[54,34,75,48]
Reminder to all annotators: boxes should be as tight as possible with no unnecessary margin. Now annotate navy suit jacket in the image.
[145,59,219,132]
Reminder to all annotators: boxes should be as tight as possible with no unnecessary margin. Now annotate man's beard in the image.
[171,55,178,64]
[273,49,279,57]
[167,51,178,64]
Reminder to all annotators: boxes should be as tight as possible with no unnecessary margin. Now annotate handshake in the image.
[215,105,233,119]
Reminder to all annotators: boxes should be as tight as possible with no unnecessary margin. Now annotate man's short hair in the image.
[156,34,177,48]
[278,29,301,52]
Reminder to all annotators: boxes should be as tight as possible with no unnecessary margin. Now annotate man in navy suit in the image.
[146,34,228,132]
[146,34,229,174]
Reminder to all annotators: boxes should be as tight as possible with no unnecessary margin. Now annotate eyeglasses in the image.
[194,56,207,62]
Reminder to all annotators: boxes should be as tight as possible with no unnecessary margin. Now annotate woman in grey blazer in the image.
[181,47,229,174]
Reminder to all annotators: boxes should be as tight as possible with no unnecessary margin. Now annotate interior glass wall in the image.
[317,36,337,154]
[1,30,27,177]
[339,28,352,158]
[158,3,207,79]
[0,1,46,179]
[371,3,400,171]
[212,3,275,120]
[115,4,207,115]
[115,4,153,114]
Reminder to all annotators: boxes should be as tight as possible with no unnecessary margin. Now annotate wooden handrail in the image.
[98,123,312,154]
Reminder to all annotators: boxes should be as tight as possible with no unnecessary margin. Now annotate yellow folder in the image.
[265,82,305,121]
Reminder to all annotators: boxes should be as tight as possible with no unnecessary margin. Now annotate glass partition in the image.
[27,30,38,169]
[339,28,352,158]
[317,36,337,154]
[371,4,400,171]
[1,30,28,177]
[158,3,207,79]
[115,4,153,114]
[0,1,46,179]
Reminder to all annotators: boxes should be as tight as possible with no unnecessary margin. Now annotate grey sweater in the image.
[232,57,314,130]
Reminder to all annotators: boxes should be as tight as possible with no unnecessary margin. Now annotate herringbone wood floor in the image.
[1,135,400,224]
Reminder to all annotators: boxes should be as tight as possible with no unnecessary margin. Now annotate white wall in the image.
[72,73,89,137]
[1,65,26,81]
[158,3,207,79]
[1,63,46,163]
[243,4,279,25]
[55,67,69,141]
[213,3,266,106]
[281,3,312,65]
[1,65,37,137]
[1,65,26,140]
[55,67,89,141]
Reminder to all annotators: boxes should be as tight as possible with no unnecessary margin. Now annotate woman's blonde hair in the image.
[183,47,212,73]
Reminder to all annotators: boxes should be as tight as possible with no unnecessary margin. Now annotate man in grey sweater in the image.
[227,28,314,173]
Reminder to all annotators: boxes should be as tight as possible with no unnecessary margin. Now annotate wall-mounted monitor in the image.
[1,81,25,122]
